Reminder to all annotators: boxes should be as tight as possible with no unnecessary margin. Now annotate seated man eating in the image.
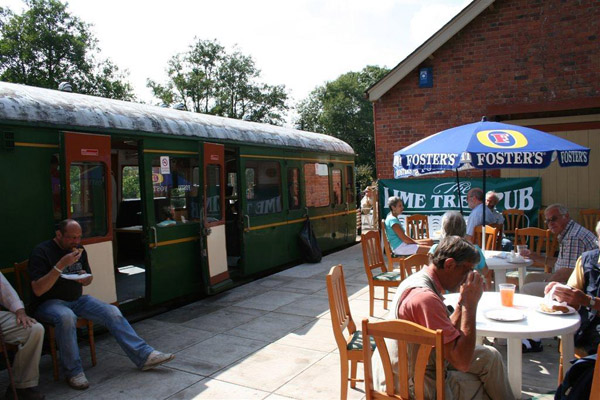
[28,219,174,390]
[544,220,600,356]
[372,236,513,400]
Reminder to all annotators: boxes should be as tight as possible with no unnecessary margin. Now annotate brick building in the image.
[367,0,600,215]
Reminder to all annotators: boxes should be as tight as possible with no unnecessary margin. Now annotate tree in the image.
[0,0,134,100]
[296,65,389,180]
[147,39,289,125]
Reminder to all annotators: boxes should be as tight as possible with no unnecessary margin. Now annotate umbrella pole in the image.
[482,171,486,249]
[456,169,463,215]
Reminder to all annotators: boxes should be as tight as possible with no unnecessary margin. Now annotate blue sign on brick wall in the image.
[419,67,433,88]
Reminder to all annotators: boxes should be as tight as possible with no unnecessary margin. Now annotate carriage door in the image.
[62,132,116,304]
[203,143,229,285]
[140,139,203,305]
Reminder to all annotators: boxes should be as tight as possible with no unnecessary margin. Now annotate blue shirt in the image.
[385,212,404,250]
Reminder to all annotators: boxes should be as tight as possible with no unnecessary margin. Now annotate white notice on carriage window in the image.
[160,156,170,174]
[315,163,328,176]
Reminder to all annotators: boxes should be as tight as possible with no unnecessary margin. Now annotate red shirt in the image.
[397,266,460,345]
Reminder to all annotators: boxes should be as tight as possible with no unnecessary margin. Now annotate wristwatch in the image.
[589,295,596,309]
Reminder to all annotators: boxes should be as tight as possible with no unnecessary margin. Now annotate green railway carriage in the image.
[0,82,356,309]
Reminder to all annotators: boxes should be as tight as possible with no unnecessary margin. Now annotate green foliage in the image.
[295,65,389,177]
[355,164,375,193]
[0,0,134,100]
[122,167,141,200]
[147,38,289,125]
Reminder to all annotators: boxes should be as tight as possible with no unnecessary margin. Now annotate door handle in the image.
[245,215,250,229]
[150,227,157,248]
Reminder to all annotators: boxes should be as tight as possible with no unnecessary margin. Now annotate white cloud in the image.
[409,1,471,45]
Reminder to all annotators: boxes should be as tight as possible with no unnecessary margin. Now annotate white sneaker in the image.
[142,350,175,371]
[66,372,89,390]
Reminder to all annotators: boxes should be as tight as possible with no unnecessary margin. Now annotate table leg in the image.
[507,337,523,399]
[560,333,575,381]
[495,270,507,292]
[518,266,525,291]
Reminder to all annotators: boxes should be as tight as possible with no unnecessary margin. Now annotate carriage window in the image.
[151,156,199,225]
[304,163,329,207]
[206,164,222,222]
[70,162,107,237]
[332,169,342,205]
[245,161,282,216]
[345,166,355,204]
[287,168,300,210]
[122,166,141,200]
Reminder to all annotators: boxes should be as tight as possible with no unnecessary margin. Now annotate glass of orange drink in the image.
[499,283,516,307]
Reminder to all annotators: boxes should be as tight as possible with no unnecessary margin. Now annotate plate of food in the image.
[537,303,576,315]
[60,273,92,280]
[484,308,526,322]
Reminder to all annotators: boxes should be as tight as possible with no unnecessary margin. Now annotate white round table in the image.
[445,292,580,399]
[484,250,533,292]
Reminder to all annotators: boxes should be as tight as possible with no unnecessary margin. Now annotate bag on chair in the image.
[298,216,322,263]
[555,353,597,400]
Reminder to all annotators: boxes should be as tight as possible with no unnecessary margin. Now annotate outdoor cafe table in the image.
[444,292,580,399]
[484,250,533,292]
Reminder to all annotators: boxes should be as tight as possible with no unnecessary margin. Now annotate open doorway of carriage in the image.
[225,146,242,275]
[111,139,146,304]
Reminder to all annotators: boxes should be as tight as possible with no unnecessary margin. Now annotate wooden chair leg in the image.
[49,326,59,381]
[383,287,389,310]
[369,287,374,317]
[87,320,97,366]
[340,356,349,400]
[350,359,358,389]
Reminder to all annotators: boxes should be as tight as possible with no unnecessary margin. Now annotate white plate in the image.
[536,304,576,315]
[507,258,530,264]
[484,308,526,322]
[60,273,92,280]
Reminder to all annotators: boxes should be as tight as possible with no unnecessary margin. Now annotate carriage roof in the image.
[0,82,354,156]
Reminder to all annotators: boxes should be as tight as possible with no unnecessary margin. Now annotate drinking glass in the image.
[516,244,530,258]
[499,283,516,307]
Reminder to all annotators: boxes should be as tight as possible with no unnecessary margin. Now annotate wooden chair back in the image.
[362,318,445,400]
[502,209,524,236]
[326,264,364,399]
[361,231,402,316]
[406,214,430,240]
[14,260,97,381]
[380,219,404,272]
[580,209,600,233]
[514,228,552,272]
[473,225,501,250]
[538,208,547,229]
[401,254,429,279]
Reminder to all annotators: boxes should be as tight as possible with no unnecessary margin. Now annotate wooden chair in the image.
[406,214,430,240]
[473,225,501,250]
[401,254,429,280]
[580,209,600,233]
[361,231,402,316]
[326,265,373,400]
[380,219,405,272]
[538,208,547,229]
[514,228,552,273]
[590,343,600,400]
[502,209,524,237]
[14,260,97,381]
[362,318,445,400]
[0,329,18,399]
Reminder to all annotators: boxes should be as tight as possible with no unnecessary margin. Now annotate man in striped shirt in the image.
[0,272,45,399]
[522,203,597,296]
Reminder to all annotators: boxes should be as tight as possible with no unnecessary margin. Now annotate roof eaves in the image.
[366,0,495,102]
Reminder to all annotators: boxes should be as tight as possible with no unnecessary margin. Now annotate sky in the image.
[3,0,471,121]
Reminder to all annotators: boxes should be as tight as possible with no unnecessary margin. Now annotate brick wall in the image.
[374,0,600,179]
[304,163,330,206]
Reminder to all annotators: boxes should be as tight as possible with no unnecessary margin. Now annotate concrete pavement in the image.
[5,243,561,399]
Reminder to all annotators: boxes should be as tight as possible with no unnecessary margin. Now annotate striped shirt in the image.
[555,219,598,271]
[0,272,25,313]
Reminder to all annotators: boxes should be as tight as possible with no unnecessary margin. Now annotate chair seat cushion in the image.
[373,272,401,282]
[347,330,376,351]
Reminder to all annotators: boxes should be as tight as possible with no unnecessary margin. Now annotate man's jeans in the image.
[35,295,154,378]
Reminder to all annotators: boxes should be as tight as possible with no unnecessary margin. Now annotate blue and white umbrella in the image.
[394,119,590,178]
[393,118,591,242]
